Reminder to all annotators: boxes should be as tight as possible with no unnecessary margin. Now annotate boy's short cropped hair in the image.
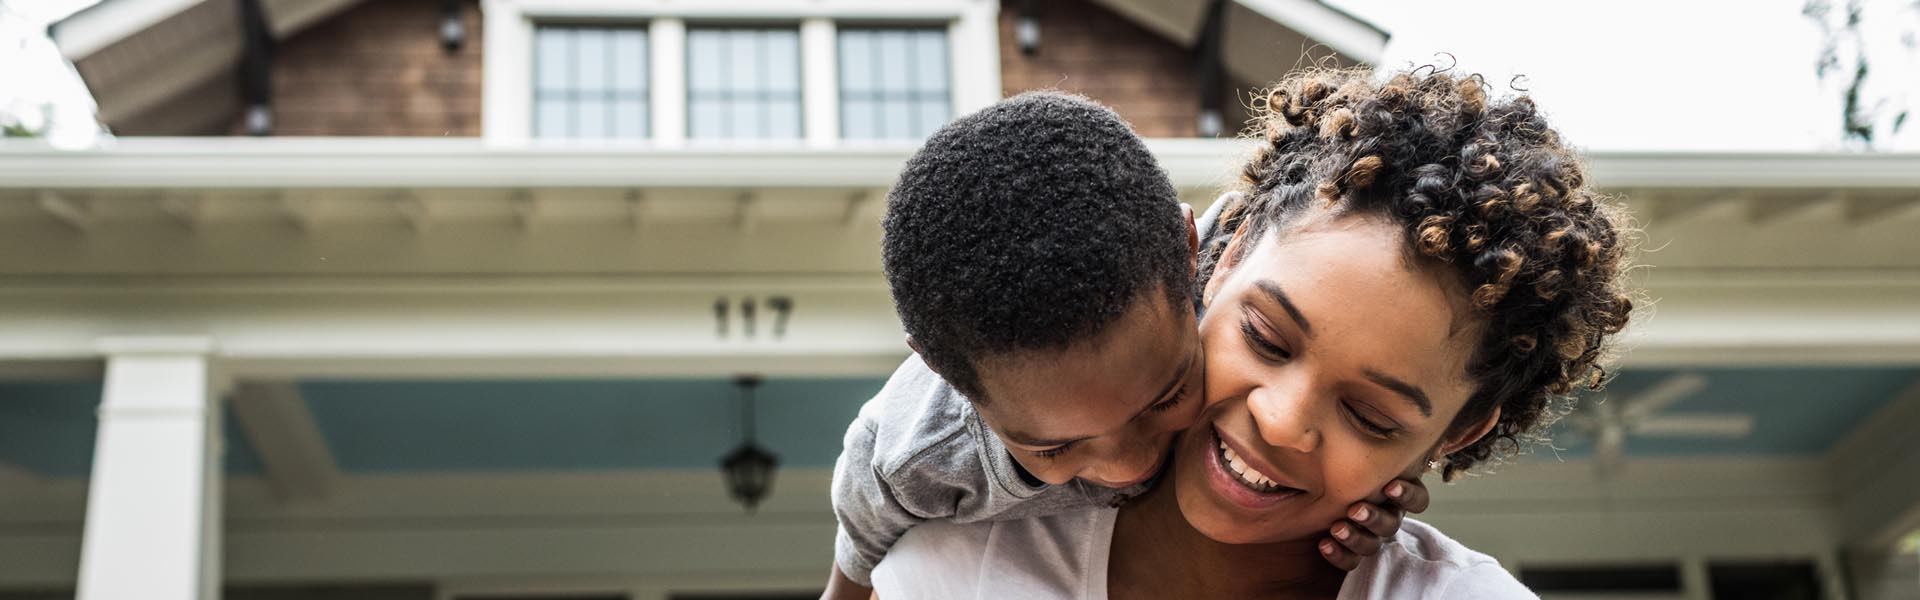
[882,91,1192,402]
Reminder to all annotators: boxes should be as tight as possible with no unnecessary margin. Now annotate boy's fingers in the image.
[1318,537,1361,571]
[1384,478,1431,514]
[1348,502,1404,540]
[1331,519,1383,560]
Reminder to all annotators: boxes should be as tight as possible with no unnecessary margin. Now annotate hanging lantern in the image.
[721,375,779,512]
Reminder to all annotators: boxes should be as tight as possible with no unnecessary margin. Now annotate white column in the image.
[480,0,533,145]
[1678,555,1711,600]
[77,337,220,600]
[948,0,1003,115]
[801,18,838,147]
[650,18,688,147]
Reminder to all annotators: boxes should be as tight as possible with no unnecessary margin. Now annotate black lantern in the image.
[721,375,779,512]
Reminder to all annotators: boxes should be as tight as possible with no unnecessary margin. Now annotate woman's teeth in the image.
[1218,438,1289,493]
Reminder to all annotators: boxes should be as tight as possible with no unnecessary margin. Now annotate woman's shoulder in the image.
[870,507,1116,600]
[1339,518,1538,600]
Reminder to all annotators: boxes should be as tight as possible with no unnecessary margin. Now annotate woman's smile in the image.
[1203,424,1311,510]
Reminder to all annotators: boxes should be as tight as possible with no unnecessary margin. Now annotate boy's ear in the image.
[905,335,949,379]
[1182,203,1199,261]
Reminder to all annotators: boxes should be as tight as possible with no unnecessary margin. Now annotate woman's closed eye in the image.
[1239,311,1292,361]
[1342,401,1401,439]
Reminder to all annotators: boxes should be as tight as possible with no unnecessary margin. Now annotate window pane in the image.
[726,31,761,91]
[535,99,571,137]
[687,27,802,140]
[690,101,723,138]
[577,98,610,138]
[839,27,949,139]
[535,29,571,92]
[612,30,646,92]
[880,101,911,139]
[911,31,947,92]
[843,99,875,139]
[916,99,950,137]
[688,31,723,92]
[728,99,758,139]
[840,32,874,94]
[575,29,609,92]
[767,101,801,139]
[878,31,910,93]
[533,25,649,139]
[615,99,647,138]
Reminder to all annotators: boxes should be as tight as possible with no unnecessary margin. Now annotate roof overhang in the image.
[6,138,1920,191]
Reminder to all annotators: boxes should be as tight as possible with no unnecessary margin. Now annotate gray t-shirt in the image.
[832,192,1238,586]
[829,355,1141,586]
[870,510,1538,599]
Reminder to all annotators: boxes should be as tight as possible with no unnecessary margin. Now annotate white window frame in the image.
[481,0,1001,147]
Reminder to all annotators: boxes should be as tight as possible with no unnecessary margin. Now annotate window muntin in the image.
[687,27,803,140]
[533,25,649,139]
[838,28,950,140]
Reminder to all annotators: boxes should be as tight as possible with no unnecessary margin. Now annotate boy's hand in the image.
[1316,475,1430,570]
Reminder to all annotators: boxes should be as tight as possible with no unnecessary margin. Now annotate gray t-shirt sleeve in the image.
[830,410,939,586]
[830,356,1123,586]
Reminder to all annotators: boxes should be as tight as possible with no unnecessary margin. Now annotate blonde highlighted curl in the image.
[1202,67,1637,481]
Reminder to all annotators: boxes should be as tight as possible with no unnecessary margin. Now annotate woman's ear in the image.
[1439,405,1501,458]
[1201,222,1255,307]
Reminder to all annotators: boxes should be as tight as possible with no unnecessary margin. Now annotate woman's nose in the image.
[1248,383,1321,454]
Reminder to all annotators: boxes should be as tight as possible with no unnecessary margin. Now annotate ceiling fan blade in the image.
[1618,373,1709,422]
[1594,426,1627,478]
[1632,414,1755,438]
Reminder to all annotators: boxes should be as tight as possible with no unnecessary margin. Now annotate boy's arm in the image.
[824,410,954,594]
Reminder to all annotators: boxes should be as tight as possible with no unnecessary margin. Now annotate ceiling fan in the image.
[1564,373,1753,478]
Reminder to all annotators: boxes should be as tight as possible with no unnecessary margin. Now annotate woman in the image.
[869,67,1635,599]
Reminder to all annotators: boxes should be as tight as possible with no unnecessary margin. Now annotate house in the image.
[1,0,1917,599]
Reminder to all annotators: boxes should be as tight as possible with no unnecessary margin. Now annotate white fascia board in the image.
[51,0,198,60]
[1234,0,1387,64]
[6,138,1920,192]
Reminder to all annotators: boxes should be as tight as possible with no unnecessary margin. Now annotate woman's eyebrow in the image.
[1364,369,1434,417]
[1253,279,1312,336]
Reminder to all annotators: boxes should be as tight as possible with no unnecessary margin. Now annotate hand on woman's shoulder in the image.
[1339,519,1538,600]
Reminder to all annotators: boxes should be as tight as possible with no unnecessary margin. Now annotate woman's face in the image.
[1172,211,1493,545]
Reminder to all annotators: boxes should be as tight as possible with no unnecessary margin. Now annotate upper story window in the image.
[838,28,951,140]
[687,27,803,140]
[533,25,649,139]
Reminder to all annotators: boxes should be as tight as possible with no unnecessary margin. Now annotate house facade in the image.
[0,1,1917,599]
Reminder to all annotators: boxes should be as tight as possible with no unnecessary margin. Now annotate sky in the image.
[0,0,104,149]
[1325,0,1919,152]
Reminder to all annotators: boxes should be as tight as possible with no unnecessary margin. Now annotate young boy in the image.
[823,92,1427,598]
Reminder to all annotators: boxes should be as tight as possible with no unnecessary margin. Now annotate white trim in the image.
[1233,0,1387,64]
[649,18,688,147]
[801,18,839,147]
[481,0,535,145]
[480,0,997,144]
[51,0,200,60]
[8,138,1920,193]
[1830,378,1920,552]
[229,382,341,502]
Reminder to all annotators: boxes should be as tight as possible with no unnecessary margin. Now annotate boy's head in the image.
[882,92,1205,488]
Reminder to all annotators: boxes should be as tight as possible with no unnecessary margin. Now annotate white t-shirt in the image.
[870,508,1536,600]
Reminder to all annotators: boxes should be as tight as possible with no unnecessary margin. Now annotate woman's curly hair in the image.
[1202,67,1636,481]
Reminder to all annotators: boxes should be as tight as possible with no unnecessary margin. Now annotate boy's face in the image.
[968,286,1207,488]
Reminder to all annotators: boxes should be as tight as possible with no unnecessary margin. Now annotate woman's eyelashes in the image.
[1238,311,1291,361]
[1342,402,1401,439]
